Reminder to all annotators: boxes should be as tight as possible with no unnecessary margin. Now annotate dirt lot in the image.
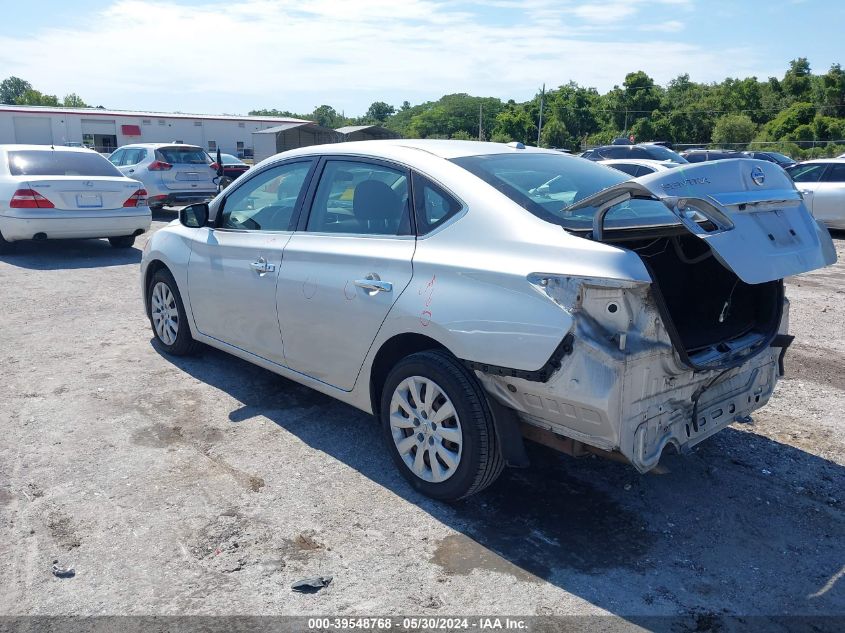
[1,214,843,629]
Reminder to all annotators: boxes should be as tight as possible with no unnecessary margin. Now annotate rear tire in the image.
[108,235,135,248]
[380,350,504,501]
[0,231,13,255]
[147,268,199,356]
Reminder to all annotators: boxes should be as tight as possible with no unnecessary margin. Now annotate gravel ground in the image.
[0,214,843,630]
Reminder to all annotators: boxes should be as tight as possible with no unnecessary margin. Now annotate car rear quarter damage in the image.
[474,273,789,472]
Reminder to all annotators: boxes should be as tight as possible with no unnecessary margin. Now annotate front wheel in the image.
[147,268,198,355]
[108,235,135,248]
[380,350,504,501]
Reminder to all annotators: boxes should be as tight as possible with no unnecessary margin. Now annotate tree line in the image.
[5,57,845,158]
[251,58,845,158]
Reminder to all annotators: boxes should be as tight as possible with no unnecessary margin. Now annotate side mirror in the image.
[179,203,209,228]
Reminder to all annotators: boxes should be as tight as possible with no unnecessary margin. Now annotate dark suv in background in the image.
[580,143,688,164]
[744,151,797,169]
[680,149,747,163]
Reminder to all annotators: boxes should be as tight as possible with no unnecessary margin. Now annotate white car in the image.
[0,145,151,252]
[787,158,845,229]
[598,158,680,177]
[109,143,217,210]
[141,141,835,500]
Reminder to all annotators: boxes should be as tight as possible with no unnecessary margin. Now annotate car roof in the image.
[116,143,203,149]
[598,158,676,167]
[279,139,562,161]
[0,144,101,153]
[798,157,845,165]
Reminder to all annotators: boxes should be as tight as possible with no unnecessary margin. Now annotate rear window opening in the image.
[155,146,212,165]
[7,150,122,177]
[614,234,782,368]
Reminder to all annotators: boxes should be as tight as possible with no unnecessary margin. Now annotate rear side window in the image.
[306,160,411,235]
[412,173,462,234]
[156,146,211,165]
[789,164,827,183]
[7,150,122,177]
[684,153,707,163]
[822,163,845,182]
[608,163,640,177]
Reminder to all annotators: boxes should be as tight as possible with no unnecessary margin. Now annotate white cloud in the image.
[0,0,743,116]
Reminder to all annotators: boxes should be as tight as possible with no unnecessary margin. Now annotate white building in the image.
[0,104,310,158]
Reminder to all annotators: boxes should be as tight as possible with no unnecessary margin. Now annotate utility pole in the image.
[478,103,483,141]
[537,83,545,146]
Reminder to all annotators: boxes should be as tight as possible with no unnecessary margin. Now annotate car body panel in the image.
[141,140,835,476]
[570,158,837,284]
[187,228,290,365]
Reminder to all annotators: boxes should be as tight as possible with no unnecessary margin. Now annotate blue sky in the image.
[0,0,842,116]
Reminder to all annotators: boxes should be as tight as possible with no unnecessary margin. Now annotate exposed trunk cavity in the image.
[615,233,783,369]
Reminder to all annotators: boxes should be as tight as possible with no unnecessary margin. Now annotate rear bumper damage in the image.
[476,277,792,473]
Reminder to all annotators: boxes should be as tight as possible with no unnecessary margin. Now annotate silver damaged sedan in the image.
[140,140,837,500]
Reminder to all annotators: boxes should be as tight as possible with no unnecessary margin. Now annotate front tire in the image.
[147,268,198,355]
[380,350,504,501]
[108,235,135,248]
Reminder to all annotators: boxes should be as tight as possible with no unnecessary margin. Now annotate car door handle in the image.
[127,169,135,174]
[355,278,392,293]
[250,257,276,275]
[800,190,813,196]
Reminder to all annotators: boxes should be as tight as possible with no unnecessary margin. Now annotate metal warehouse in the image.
[0,104,310,158]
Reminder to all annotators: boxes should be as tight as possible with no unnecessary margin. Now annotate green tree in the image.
[494,105,535,144]
[0,76,32,104]
[711,114,757,146]
[783,58,813,102]
[364,101,395,122]
[310,105,343,128]
[450,129,473,140]
[16,89,59,106]
[62,93,87,107]
[539,117,574,149]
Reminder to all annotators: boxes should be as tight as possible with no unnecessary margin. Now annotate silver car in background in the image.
[140,141,836,500]
[109,143,217,210]
[0,145,150,252]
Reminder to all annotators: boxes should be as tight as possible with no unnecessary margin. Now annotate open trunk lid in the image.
[568,158,836,284]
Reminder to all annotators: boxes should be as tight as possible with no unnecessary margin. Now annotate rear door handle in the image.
[355,277,392,293]
[250,257,276,276]
[800,190,813,196]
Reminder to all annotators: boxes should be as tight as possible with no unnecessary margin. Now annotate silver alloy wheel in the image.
[389,376,463,483]
[150,281,179,346]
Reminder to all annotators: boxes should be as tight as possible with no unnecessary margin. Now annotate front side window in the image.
[220,160,313,231]
[8,150,122,177]
[788,164,826,183]
[306,160,411,235]
[452,152,678,231]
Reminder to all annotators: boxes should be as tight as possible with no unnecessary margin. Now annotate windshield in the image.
[767,152,794,165]
[451,152,679,231]
[7,150,122,177]
[641,145,688,163]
